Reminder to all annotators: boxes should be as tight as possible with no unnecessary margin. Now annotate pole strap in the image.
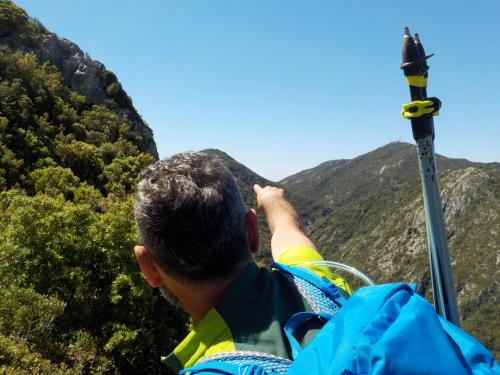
[405,75,428,87]
[401,97,441,119]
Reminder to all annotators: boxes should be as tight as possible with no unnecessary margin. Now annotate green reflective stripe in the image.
[167,309,235,370]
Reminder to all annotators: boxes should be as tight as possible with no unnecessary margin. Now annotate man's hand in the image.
[253,184,317,261]
[254,185,286,232]
[254,185,285,207]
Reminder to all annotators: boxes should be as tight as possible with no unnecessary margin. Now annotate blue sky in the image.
[15,0,500,180]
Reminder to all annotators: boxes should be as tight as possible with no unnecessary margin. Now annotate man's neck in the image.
[181,281,233,324]
[165,265,251,324]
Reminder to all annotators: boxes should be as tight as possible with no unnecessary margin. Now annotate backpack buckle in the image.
[321,277,340,299]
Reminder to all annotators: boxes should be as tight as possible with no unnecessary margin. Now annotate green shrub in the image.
[29,166,80,199]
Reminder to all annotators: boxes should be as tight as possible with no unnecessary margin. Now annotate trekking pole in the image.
[400,27,460,326]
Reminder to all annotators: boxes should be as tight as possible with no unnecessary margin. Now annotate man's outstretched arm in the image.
[254,184,316,261]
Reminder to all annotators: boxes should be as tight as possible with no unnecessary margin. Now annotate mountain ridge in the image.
[207,142,499,357]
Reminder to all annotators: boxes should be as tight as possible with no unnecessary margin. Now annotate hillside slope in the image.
[201,148,325,265]
[279,142,500,356]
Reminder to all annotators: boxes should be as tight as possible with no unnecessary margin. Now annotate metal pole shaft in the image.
[401,27,460,326]
[415,136,460,325]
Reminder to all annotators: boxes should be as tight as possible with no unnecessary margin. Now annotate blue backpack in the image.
[180,262,500,375]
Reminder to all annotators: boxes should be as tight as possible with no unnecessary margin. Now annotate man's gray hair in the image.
[134,152,251,282]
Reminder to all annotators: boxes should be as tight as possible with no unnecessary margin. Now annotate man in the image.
[133,152,349,372]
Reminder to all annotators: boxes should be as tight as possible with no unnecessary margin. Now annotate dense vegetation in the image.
[0,2,188,373]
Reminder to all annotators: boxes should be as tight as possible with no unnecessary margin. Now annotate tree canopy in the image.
[0,12,187,373]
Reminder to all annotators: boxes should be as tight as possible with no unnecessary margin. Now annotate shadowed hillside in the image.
[201,148,325,265]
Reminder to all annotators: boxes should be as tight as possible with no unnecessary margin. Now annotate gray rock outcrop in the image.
[0,20,158,158]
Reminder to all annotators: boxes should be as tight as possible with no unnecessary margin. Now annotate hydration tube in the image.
[301,260,375,286]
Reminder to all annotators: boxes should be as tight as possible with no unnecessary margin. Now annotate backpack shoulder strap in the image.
[180,362,264,375]
[272,262,346,314]
[180,351,291,375]
[179,361,241,374]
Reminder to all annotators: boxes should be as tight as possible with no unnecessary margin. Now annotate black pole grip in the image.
[401,27,435,140]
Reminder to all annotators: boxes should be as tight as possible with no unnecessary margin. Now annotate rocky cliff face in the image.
[0,6,158,158]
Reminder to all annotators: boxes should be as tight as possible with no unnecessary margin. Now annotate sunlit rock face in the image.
[0,19,158,159]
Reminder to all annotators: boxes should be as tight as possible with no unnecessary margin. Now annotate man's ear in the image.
[134,245,163,288]
[246,209,260,255]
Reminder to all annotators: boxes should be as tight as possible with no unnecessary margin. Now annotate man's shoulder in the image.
[275,245,353,295]
[275,245,323,265]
